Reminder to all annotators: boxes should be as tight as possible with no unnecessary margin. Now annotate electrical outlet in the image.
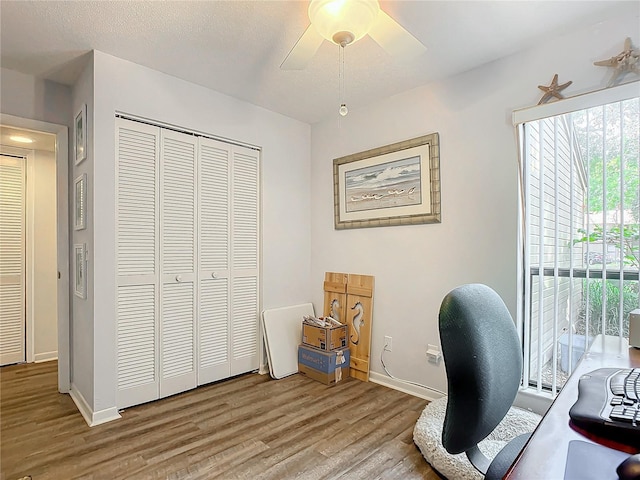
[426,344,442,364]
[384,336,392,352]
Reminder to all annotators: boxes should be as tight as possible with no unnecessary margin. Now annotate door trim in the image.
[1,114,70,393]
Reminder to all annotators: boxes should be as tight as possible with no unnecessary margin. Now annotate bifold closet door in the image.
[116,119,160,408]
[230,147,260,375]
[198,138,231,384]
[197,139,260,382]
[160,129,197,398]
[117,117,260,407]
[116,120,198,405]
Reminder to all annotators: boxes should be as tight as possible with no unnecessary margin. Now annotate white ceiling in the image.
[0,126,56,152]
[1,1,636,124]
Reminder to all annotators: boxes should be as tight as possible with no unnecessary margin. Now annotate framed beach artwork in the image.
[75,103,87,165]
[333,133,441,229]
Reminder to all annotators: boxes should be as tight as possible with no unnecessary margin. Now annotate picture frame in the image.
[74,173,87,230]
[73,244,87,299]
[74,103,87,165]
[333,133,441,229]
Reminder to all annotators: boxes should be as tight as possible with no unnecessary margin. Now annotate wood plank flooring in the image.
[0,361,442,480]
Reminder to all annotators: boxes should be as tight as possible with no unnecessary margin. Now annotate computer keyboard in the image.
[569,367,640,439]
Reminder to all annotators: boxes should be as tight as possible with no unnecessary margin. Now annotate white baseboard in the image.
[371,373,553,416]
[91,406,121,426]
[369,371,445,401]
[69,384,121,427]
[34,351,58,363]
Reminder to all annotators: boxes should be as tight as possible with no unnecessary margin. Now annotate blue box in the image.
[298,345,350,374]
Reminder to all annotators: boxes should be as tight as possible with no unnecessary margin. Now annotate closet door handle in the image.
[175,275,182,283]
[211,272,217,279]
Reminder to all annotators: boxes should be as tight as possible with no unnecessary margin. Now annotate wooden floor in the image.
[1,361,442,480]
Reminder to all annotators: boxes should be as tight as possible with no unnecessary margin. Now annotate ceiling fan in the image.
[281,0,426,70]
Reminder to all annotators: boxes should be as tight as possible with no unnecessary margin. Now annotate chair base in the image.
[485,432,531,480]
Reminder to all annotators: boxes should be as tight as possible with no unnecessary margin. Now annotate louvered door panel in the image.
[162,131,196,275]
[230,275,258,375]
[0,155,25,366]
[117,125,158,276]
[229,146,259,376]
[160,281,196,397]
[160,129,196,396]
[115,119,160,407]
[198,277,229,384]
[232,149,259,271]
[198,138,231,383]
[116,284,158,408]
[199,138,229,272]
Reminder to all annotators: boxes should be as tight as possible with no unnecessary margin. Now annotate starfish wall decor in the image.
[537,74,572,105]
[594,37,640,86]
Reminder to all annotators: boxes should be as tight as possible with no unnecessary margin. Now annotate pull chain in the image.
[339,42,348,117]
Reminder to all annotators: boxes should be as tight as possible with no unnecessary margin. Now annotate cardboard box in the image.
[298,345,350,385]
[302,322,348,351]
[298,345,350,372]
[298,363,349,386]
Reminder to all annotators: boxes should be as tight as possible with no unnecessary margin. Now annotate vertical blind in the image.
[518,94,639,395]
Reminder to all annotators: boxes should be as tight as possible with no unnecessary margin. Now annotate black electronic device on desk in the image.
[569,367,640,444]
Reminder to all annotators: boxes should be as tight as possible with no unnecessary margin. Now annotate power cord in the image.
[380,343,446,396]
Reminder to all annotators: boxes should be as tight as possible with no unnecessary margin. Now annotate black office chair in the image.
[439,284,532,480]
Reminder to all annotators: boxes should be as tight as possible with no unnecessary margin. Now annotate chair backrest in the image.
[439,284,523,455]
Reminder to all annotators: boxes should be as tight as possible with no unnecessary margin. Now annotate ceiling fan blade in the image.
[368,10,426,59]
[281,25,325,70]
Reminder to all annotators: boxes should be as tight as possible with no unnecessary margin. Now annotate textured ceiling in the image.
[1,1,637,124]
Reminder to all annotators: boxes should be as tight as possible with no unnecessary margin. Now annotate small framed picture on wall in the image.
[74,173,86,230]
[75,103,87,165]
[73,244,87,299]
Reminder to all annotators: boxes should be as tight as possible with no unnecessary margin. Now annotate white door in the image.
[159,129,197,397]
[198,137,231,384]
[115,119,161,408]
[230,146,260,375]
[0,154,26,365]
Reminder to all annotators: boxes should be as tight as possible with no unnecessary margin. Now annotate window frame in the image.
[513,81,640,395]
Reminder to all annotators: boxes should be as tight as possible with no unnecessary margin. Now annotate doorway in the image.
[1,138,58,367]
[0,116,70,393]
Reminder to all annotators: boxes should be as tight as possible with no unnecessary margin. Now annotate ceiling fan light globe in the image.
[308,0,380,45]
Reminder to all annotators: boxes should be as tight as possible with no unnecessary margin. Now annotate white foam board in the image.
[262,303,314,379]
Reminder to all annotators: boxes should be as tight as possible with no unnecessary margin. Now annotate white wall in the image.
[71,57,95,410]
[90,51,312,413]
[0,67,71,126]
[309,5,640,396]
[33,149,58,361]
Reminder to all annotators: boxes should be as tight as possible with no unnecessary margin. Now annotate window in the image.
[515,83,639,396]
